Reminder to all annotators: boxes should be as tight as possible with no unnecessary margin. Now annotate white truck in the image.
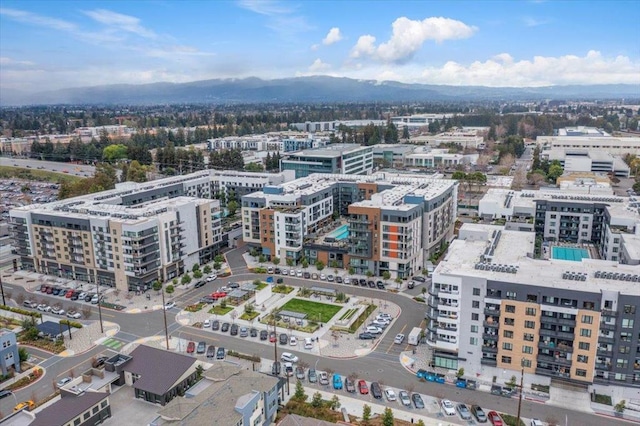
[408,327,422,346]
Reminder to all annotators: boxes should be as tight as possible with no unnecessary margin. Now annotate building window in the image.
[578,342,590,351]
[525,307,536,316]
[615,373,626,381]
[581,315,593,324]
[504,318,515,326]
[522,359,532,368]
[501,356,512,364]
[624,305,636,314]
[472,301,480,309]
[575,369,587,377]
[524,333,534,342]
[505,305,516,313]
[471,325,478,333]
[473,288,480,296]
[622,319,635,329]
[503,330,513,338]
[580,329,591,337]
[502,342,513,351]
[616,359,629,369]
[506,291,516,300]
[577,355,588,363]
[523,346,533,354]
[619,346,631,354]
[470,337,478,345]
[524,321,535,329]
[471,313,479,321]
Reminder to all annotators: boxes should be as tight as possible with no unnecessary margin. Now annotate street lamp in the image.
[516,358,525,426]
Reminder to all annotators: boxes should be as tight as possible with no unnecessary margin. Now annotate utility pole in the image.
[160,282,170,350]
[516,359,525,426]
[0,275,5,306]
[96,281,104,333]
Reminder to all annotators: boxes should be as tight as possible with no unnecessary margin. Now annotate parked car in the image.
[488,411,503,426]
[318,371,329,385]
[304,337,314,349]
[228,282,240,289]
[332,374,343,390]
[65,289,74,298]
[216,347,225,360]
[303,272,311,279]
[250,328,258,338]
[221,322,230,332]
[186,341,196,353]
[370,382,382,399]
[13,400,35,412]
[471,405,488,423]
[296,269,302,277]
[457,403,472,420]
[412,276,426,282]
[203,319,211,329]
[206,274,217,282]
[276,278,284,284]
[279,333,288,345]
[289,270,295,276]
[412,393,425,409]
[193,280,206,288]
[289,336,297,346]
[230,324,239,336]
[91,294,101,304]
[358,380,369,394]
[92,356,108,369]
[274,268,281,274]
[269,332,277,342]
[345,377,355,393]
[56,377,72,388]
[399,390,411,406]
[70,291,80,301]
[284,362,294,377]
[211,291,227,300]
[295,367,305,380]
[358,332,376,340]
[394,333,405,344]
[370,319,389,328]
[335,276,343,283]
[281,352,299,363]
[51,307,65,315]
[327,274,334,282]
[407,281,415,289]
[206,345,215,358]
[311,273,318,280]
[376,281,385,289]
[84,293,94,302]
[308,369,318,383]
[367,280,376,288]
[67,311,81,319]
[441,399,456,416]
[260,330,268,340]
[37,304,50,312]
[364,326,382,334]
[320,274,326,280]
[212,320,220,331]
[271,361,281,376]
[239,327,248,337]
[343,277,351,285]
[281,269,288,275]
[358,279,367,286]
[196,341,206,354]
[22,300,37,309]
[384,388,397,401]
[530,419,544,426]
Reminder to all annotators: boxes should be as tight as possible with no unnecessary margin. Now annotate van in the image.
[304,337,314,349]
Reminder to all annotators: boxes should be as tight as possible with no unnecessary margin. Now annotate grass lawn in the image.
[0,166,84,184]
[279,298,341,323]
[208,306,233,315]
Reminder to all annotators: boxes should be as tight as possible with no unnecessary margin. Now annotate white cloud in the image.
[0,7,77,32]
[308,58,331,72]
[310,44,319,51]
[523,17,551,27]
[0,57,35,66]
[419,50,639,86]
[322,27,343,45]
[83,9,157,39]
[237,0,291,16]
[351,16,477,63]
[238,0,312,37]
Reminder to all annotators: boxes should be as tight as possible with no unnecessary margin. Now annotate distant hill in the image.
[1,76,638,106]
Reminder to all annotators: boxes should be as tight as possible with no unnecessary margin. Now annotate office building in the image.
[0,329,20,376]
[410,128,486,149]
[280,144,373,178]
[391,114,458,128]
[537,127,640,156]
[291,120,387,133]
[206,132,329,152]
[428,222,640,396]
[241,172,457,277]
[543,149,630,177]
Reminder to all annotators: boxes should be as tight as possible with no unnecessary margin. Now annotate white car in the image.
[206,274,217,282]
[164,301,176,310]
[370,319,389,328]
[326,274,334,282]
[281,269,288,275]
[304,337,314,349]
[289,269,296,276]
[384,388,397,401]
[376,313,392,321]
[37,304,50,312]
[296,269,302,277]
[267,267,274,273]
[344,277,351,284]
[365,326,383,334]
[399,390,411,406]
[319,274,326,280]
[51,307,65,315]
[280,352,299,363]
[56,377,72,388]
[530,420,544,426]
[77,292,87,300]
[203,319,211,328]
[394,333,405,344]
[289,336,297,346]
[441,399,456,416]
[66,311,81,319]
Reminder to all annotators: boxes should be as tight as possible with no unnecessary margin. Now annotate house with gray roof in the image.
[29,391,110,426]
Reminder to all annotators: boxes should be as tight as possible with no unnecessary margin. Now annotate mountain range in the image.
[1,76,638,106]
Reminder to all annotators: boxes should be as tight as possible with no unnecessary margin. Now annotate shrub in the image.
[0,305,41,318]
[60,320,83,328]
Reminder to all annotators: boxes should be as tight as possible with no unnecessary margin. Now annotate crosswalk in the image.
[102,337,124,350]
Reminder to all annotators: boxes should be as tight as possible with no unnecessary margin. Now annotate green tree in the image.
[165,285,175,294]
[330,394,341,410]
[547,160,564,183]
[181,273,192,285]
[195,364,204,380]
[213,261,221,271]
[126,160,148,182]
[451,171,467,180]
[301,258,309,268]
[366,270,373,278]
[214,255,224,263]
[633,181,640,193]
[203,265,212,274]
[382,407,394,426]
[258,254,266,263]
[348,266,355,275]
[102,144,128,162]
[382,271,391,281]
[311,391,323,408]
[244,162,264,172]
[362,404,371,423]
[152,280,162,292]
[294,380,307,401]
[18,347,29,363]
[402,125,410,139]
[456,368,465,378]
[227,200,239,216]
[286,258,294,267]
[192,263,200,272]
[272,257,280,266]
[417,420,426,426]
[193,270,203,279]
[315,260,325,271]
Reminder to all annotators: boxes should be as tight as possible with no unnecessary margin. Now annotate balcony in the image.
[483,320,499,328]
[595,362,612,371]
[535,367,570,379]
[484,307,500,316]
[483,333,498,341]
[481,358,498,367]
[538,354,572,367]
[597,347,612,357]
[600,323,616,332]
[601,309,617,317]
[598,335,615,345]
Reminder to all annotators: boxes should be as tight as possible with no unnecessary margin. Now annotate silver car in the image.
[399,390,411,406]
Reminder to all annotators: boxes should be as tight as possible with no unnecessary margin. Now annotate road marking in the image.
[385,323,408,354]
[102,338,123,349]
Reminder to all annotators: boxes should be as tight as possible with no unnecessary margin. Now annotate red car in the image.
[65,290,74,298]
[269,332,277,343]
[488,411,503,426]
[211,291,227,300]
[186,341,195,354]
[358,380,369,394]
[40,285,49,293]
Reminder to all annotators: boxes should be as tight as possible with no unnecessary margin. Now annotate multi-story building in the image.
[291,120,387,133]
[428,222,640,396]
[543,149,630,177]
[478,186,640,264]
[537,126,640,156]
[241,172,457,277]
[410,128,485,149]
[391,114,458,128]
[280,144,373,178]
[0,329,20,376]
[206,132,329,152]
[210,169,294,205]
[404,148,476,169]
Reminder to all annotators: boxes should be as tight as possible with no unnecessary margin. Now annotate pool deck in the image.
[542,242,600,261]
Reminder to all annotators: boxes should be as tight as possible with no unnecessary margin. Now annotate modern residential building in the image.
[537,127,640,156]
[391,114,458,128]
[543,149,630,177]
[478,185,640,264]
[241,172,457,277]
[153,363,280,426]
[410,128,486,149]
[29,391,111,426]
[280,144,373,178]
[0,329,20,375]
[210,169,295,205]
[207,132,329,152]
[427,222,640,397]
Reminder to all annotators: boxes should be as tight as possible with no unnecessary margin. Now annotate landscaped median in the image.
[5,367,44,392]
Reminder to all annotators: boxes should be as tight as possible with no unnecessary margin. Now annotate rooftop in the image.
[290,144,368,158]
[125,345,196,396]
[29,391,109,426]
[437,223,640,295]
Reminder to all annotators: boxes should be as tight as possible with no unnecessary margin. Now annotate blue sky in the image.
[1,0,639,93]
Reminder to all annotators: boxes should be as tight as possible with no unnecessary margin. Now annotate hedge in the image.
[0,305,41,318]
[60,319,83,329]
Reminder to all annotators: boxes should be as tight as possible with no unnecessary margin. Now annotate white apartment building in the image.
[391,114,458,128]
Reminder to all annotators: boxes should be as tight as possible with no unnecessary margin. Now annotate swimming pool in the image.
[552,246,590,262]
[326,224,349,241]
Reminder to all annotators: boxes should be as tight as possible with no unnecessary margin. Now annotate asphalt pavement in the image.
[0,157,95,177]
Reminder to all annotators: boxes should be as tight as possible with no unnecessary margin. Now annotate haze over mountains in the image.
[1,76,638,106]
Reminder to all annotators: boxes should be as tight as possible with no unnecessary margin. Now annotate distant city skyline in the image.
[1,0,639,94]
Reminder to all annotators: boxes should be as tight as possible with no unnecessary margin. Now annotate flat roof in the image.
[291,143,368,157]
[30,392,108,426]
[437,223,640,295]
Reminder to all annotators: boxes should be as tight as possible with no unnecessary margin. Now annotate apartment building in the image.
[478,186,640,264]
[206,132,329,152]
[280,144,373,178]
[241,172,457,277]
[0,329,20,376]
[391,114,458,128]
[537,126,640,156]
[428,223,640,395]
